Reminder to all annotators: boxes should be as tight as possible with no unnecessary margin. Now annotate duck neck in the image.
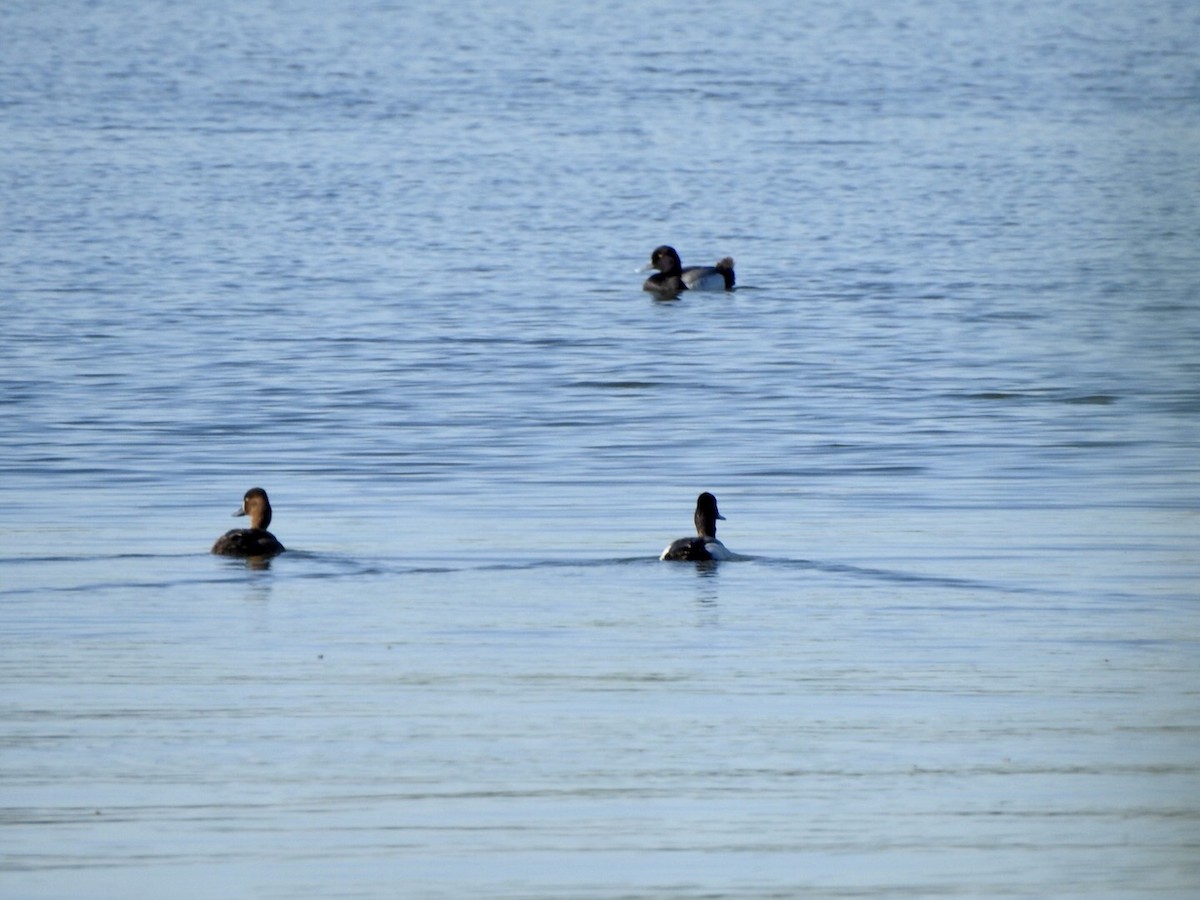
[247,506,271,531]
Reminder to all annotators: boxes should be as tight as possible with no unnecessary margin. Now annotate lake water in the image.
[2,0,1199,896]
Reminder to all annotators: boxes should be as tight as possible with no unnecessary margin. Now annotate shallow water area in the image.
[3,0,1199,897]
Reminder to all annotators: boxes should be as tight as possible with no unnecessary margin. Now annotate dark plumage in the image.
[211,487,286,558]
[660,492,731,561]
[641,245,735,300]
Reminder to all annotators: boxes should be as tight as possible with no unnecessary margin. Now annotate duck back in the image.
[212,527,285,557]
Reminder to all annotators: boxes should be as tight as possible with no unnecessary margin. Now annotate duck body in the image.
[641,246,735,300]
[212,527,286,557]
[212,487,286,558]
[660,535,731,562]
[660,492,732,561]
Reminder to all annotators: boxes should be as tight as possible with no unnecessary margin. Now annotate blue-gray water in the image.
[3,0,1199,897]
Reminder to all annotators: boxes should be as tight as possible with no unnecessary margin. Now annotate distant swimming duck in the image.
[211,487,286,557]
[641,245,735,300]
[660,492,733,561]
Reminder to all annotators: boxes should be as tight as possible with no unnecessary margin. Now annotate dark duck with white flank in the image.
[641,245,735,300]
[660,492,732,561]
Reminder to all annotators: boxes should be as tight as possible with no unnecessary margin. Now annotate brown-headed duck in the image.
[211,487,286,558]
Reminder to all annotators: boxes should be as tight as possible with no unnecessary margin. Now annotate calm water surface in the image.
[2,0,1199,897]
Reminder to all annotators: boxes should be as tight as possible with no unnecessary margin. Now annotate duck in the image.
[211,487,286,557]
[660,492,733,561]
[641,245,735,300]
